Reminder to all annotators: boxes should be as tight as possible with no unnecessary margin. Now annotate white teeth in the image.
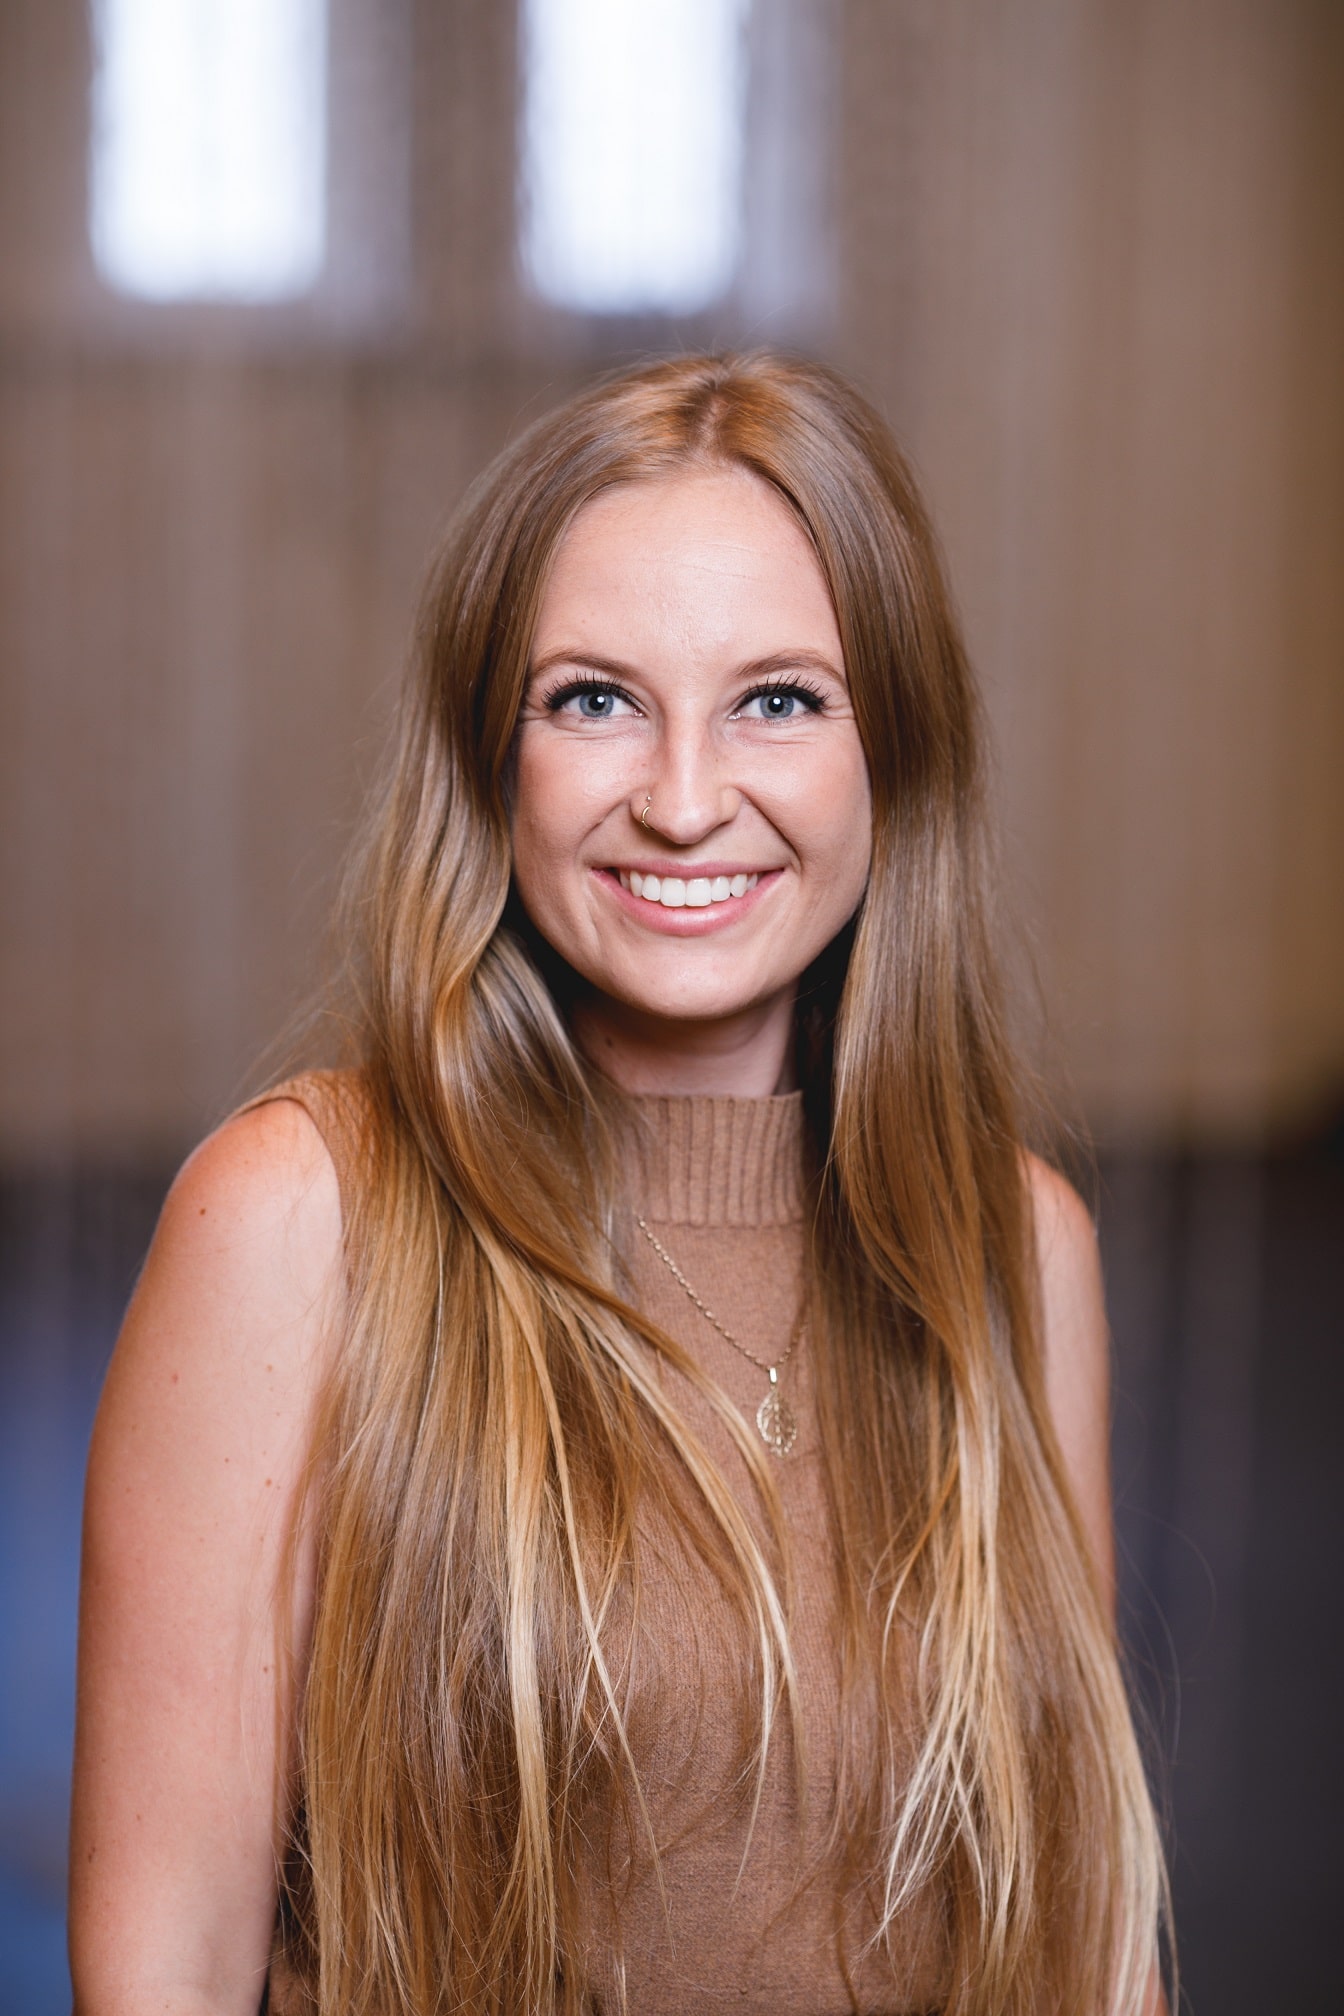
[618,869,764,908]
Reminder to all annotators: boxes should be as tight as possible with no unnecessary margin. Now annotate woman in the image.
[70,352,1170,2015]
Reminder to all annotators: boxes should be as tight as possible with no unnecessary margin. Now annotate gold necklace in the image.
[635,1217,804,1457]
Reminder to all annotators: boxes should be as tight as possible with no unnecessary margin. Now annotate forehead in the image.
[532,466,841,663]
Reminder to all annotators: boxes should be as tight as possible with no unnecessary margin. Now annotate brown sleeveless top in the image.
[263,1074,950,2015]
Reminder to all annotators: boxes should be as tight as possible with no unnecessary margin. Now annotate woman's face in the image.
[510,465,872,1060]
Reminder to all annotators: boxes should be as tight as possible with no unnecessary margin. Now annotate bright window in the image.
[89,0,327,302]
[520,0,749,316]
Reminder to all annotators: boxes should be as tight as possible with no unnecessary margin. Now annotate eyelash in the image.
[542,674,828,714]
[543,674,630,712]
[736,676,827,716]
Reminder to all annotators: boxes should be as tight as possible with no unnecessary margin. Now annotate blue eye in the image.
[545,679,635,719]
[739,681,825,720]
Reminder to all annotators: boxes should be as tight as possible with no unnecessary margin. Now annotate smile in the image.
[617,869,759,910]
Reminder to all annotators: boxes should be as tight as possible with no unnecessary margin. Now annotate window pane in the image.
[521,0,749,316]
[89,0,327,302]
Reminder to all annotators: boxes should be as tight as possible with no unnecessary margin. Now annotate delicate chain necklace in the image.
[635,1217,804,1457]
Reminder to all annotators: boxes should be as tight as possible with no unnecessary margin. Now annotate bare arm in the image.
[70,1099,342,2016]
[1026,1154,1116,1616]
[1027,1158,1170,2015]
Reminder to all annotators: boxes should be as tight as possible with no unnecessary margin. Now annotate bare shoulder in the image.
[103,1093,345,1418]
[84,1090,346,1619]
[171,1089,345,1252]
[160,1092,343,1287]
[1022,1149,1097,1277]
[1020,1152,1115,1606]
[72,1098,345,2002]
[83,1092,349,1683]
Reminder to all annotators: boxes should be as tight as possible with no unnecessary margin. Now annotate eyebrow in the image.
[526,645,847,685]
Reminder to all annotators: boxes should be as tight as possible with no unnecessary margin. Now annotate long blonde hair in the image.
[280,352,1170,2014]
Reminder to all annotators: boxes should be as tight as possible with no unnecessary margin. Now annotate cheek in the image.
[819,801,874,917]
[508,736,563,908]
[508,730,611,911]
[780,738,873,907]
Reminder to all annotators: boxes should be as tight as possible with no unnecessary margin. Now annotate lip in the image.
[611,860,771,880]
[594,865,783,935]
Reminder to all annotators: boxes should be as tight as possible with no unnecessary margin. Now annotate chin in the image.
[610,978,777,1027]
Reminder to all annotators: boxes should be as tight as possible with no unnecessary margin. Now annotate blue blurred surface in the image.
[0,1166,170,2010]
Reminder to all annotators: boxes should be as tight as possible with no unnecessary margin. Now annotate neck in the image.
[570,987,797,1097]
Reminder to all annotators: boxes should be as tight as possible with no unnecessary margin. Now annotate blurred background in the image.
[1,1,1341,2008]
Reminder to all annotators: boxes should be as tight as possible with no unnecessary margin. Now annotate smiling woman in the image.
[510,467,871,1092]
[70,353,1170,2016]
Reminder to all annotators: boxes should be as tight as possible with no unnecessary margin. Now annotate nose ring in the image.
[641,794,653,830]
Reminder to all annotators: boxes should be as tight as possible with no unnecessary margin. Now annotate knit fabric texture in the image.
[265,1076,948,2014]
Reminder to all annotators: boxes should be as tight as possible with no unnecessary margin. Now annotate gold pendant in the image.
[756,1378,798,1458]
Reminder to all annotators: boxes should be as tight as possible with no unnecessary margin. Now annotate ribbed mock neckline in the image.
[628,1092,807,1228]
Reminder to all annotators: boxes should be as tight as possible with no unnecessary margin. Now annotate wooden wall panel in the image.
[835,0,1344,1139]
[0,0,1340,1155]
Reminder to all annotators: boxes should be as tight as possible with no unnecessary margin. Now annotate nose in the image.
[633,724,741,844]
